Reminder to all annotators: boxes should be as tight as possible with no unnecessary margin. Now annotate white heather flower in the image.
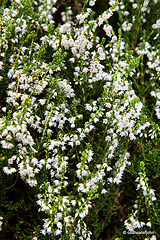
[109,0,116,6]
[152,19,160,29]
[105,102,111,108]
[113,177,122,184]
[103,119,108,124]
[48,186,52,193]
[108,177,113,183]
[105,136,111,141]
[2,129,8,136]
[0,217,3,231]
[123,11,129,16]
[103,25,112,38]
[150,236,157,240]
[85,103,92,111]
[129,133,136,140]
[71,200,76,206]
[0,61,3,69]
[15,26,21,33]
[80,132,85,140]
[84,128,89,133]
[122,21,133,31]
[46,227,52,234]
[39,99,46,105]
[132,3,137,9]
[102,12,112,20]
[94,117,99,123]
[101,189,107,194]
[107,166,112,171]
[3,167,17,175]
[89,0,96,7]
[57,222,62,230]
[152,196,157,201]
[140,222,145,227]
[146,222,151,227]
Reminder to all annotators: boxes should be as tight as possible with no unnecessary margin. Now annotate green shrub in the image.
[0,0,159,239]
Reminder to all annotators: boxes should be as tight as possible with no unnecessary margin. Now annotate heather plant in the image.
[0,0,159,239]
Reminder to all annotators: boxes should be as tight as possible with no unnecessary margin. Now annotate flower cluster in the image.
[0,217,3,231]
[151,89,160,119]
[0,0,159,239]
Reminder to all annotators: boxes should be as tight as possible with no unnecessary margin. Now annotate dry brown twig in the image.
[74,0,81,13]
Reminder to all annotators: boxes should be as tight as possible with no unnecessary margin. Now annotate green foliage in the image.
[0,0,160,239]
